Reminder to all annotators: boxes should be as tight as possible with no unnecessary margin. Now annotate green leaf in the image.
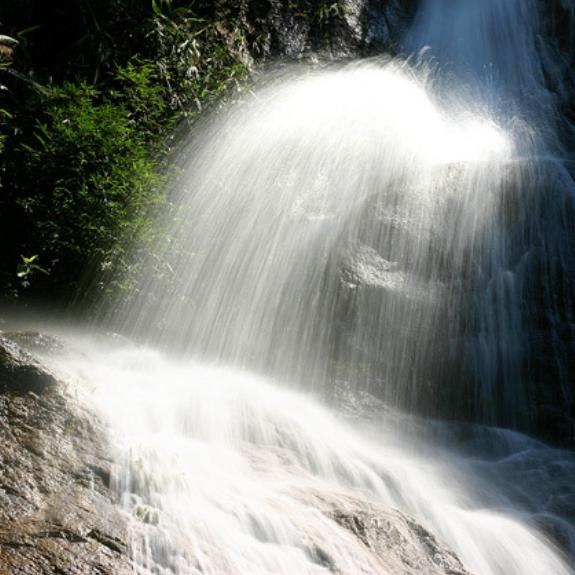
[16,26,42,39]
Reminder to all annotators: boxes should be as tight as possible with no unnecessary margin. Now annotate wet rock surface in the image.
[304,489,471,575]
[0,331,478,575]
[0,332,131,575]
[0,335,58,395]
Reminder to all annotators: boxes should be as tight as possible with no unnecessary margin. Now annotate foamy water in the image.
[43,337,572,575]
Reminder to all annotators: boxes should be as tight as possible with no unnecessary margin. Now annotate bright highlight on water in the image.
[43,0,575,574]
[113,60,517,416]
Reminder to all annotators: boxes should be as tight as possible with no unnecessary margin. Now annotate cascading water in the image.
[405,0,575,430]
[39,0,575,574]
[111,60,513,409]
[47,336,573,575]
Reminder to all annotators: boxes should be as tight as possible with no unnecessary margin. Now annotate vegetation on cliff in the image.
[0,1,253,303]
[0,0,362,307]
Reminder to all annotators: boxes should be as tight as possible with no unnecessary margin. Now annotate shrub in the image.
[0,3,250,303]
[1,72,166,300]
[147,3,249,117]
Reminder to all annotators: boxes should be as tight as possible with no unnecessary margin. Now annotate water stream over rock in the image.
[19,0,575,573]
[47,337,574,575]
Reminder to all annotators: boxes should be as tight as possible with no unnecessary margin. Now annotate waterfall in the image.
[51,337,574,575]
[405,0,575,431]
[107,0,575,432]
[93,0,575,435]
[405,0,551,112]
[45,1,575,574]
[112,60,515,415]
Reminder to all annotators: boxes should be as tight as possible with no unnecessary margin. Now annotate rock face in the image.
[330,165,575,447]
[0,331,476,574]
[303,489,471,575]
[0,333,131,575]
[202,0,416,61]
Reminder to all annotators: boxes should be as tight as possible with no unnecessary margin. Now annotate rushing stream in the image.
[44,336,571,575]
[40,0,575,573]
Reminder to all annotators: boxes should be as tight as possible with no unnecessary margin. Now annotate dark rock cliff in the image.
[201,0,416,61]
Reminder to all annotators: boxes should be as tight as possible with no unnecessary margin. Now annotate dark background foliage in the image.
[0,1,253,305]
[0,0,361,307]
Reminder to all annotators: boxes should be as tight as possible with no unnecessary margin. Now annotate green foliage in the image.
[114,59,172,135]
[16,255,48,288]
[0,4,251,302]
[0,1,363,304]
[3,74,166,298]
[147,6,249,116]
[316,2,351,23]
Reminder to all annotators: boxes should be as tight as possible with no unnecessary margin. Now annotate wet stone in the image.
[0,333,132,574]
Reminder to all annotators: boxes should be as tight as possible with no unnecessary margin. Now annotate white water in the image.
[403,0,575,427]
[42,0,575,573]
[111,59,518,419]
[104,1,575,429]
[47,337,572,575]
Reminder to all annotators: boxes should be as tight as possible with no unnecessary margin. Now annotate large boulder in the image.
[201,0,416,62]
[0,333,131,575]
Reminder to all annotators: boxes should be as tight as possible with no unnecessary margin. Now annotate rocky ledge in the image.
[0,331,472,575]
[301,488,471,575]
[0,332,131,575]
